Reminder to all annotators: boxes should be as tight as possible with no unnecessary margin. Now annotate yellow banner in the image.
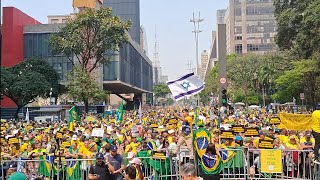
[278,112,312,130]
[260,149,282,173]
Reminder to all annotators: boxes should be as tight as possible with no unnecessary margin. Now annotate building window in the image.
[51,19,59,24]
[61,19,67,23]
[235,26,242,33]
[235,7,242,16]
[235,36,242,40]
[235,44,243,54]
[247,44,259,51]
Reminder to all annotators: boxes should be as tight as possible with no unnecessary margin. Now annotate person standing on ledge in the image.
[312,103,320,161]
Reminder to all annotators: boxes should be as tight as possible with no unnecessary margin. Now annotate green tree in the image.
[1,59,59,119]
[66,66,107,113]
[200,65,219,104]
[153,84,170,98]
[272,59,320,104]
[274,0,320,58]
[227,54,261,106]
[49,7,131,73]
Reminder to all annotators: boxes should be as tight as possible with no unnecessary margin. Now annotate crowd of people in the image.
[0,104,319,180]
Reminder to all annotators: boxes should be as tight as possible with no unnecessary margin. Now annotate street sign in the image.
[300,93,305,100]
[220,78,226,84]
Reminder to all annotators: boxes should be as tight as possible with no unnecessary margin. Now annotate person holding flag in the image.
[68,106,80,131]
[174,109,194,162]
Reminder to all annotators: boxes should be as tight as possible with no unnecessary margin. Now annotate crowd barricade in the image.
[246,148,315,180]
[0,158,95,180]
[313,160,320,180]
[1,150,319,180]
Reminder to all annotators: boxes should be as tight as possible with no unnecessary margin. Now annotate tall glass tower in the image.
[103,0,140,44]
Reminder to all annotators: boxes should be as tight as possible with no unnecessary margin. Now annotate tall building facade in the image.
[223,0,277,55]
[199,50,209,79]
[103,0,140,44]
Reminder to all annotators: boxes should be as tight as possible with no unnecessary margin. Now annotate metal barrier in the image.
[0,158,95,180]
[1,150,319,180]
[313,160,320,180]
[246,148,314,180]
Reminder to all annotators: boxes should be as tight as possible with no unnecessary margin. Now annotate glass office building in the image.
[103,0,141,44]
[224,0,277,54]
[23,23,153,93]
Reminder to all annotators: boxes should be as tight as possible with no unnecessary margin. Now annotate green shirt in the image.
[8,172,27,180]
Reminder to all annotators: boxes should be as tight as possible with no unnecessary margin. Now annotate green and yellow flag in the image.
[117,100,124,122]
[68,106,79,131]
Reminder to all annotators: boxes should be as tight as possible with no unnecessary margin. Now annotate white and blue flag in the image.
[166,73,205,101]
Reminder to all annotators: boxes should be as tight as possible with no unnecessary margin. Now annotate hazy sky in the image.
[2,0,229,79]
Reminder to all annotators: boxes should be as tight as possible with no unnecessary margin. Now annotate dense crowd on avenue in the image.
[0,104,319,180]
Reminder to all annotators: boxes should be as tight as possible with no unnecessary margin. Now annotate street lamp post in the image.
[49,88,53,105]
[190,12,204,75]
[262,84,266,107]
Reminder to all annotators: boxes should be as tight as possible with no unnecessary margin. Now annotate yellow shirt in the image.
[20,143,29,152]
[186,116,193,125]
[278,135,289,144]
[300,137,315,146]
[286,142,299,150]
[125,142,138,153]
[168,136,173,144]
[312,110,320,133]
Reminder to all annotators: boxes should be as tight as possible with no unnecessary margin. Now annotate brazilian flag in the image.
[45,154,56,176]
[38,152,51,177]
[68,106,79,131]
[201,153,223,174]
[193,127,211,158]
[220,144,235,164]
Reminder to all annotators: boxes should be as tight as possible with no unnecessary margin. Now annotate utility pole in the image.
[190,12,204,76]
[262,84,266,107]
[187,60,193,73]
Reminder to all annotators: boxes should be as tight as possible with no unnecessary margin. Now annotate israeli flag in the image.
[166,73,205,101]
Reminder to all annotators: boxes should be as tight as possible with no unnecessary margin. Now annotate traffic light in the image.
[222,89,228,107]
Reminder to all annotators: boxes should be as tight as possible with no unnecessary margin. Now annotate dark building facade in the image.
[103,0,141,44]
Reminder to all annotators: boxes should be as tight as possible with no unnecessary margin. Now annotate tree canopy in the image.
[153,84,171,98]
[66,66,107,113]
[1,58,60,118]
[50,7,131,73]
[274,0,320,58]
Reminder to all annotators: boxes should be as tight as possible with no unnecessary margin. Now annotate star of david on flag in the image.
[166,72,205,101]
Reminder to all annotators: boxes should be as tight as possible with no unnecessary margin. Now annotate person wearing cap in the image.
[285,136,302,150]
[106,145,125,180]
[129,158,144,180]
[88,153,114,180]
[311,103,320,160]
[300,132,315,150]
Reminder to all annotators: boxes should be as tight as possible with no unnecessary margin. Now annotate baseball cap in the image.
[110,145,117,151]
[235,135,242,141]
[127,152,135,159]
[95,153,104,159]
[129,158,141,165]
[259,131,265,136]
